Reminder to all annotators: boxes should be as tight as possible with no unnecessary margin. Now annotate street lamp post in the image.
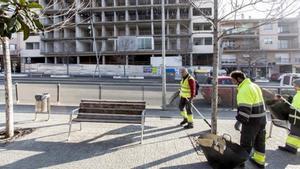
[161,0,167,110]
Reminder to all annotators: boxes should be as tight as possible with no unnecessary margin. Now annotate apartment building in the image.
[0,33,23,73]
[12,0,212,76]
[220,15,300,79]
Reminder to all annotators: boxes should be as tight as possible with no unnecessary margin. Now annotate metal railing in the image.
[11,82,295,109]
[12,82,180,107]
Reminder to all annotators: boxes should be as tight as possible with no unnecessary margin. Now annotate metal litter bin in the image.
[35,93,51,121]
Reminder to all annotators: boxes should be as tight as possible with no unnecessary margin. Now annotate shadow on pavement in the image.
[265,149,300,169]
[132,149,197,169]
[160,162,211,169]
[0,124,200,169]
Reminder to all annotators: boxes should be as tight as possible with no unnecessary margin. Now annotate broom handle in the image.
[187,99,212,128]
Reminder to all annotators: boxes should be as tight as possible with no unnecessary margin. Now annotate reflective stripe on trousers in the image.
[180,111,187,119]
[286,134,300,149]
[251,150,266,165]
[187,114,193,123]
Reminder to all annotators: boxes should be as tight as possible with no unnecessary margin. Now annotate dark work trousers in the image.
[179,97,192,116]
[240,118,267,154]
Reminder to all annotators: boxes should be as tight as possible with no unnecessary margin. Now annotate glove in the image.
[236,114,249,124]
[234,121,241,131]
[275,94,282,100]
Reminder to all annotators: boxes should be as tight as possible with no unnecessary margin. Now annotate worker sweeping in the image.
[230,71,266,169]
[178,68,196,129]
[277,79,300,154]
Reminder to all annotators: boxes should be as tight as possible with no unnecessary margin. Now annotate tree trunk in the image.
[211,0,219,134]
[2,37,14,138]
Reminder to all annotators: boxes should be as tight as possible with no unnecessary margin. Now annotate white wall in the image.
[259,22,278,50]
[20,34,43,58]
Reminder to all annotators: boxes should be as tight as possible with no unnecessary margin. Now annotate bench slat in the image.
[79,108,142,115]
[80,103,145,110]
[73,118,142,124]
[77,114,141,120]
[81,99,145,105]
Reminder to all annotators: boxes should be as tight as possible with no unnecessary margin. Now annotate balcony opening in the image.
[128,55,151,65]
[116,11,126,21]
[104,11,114,22]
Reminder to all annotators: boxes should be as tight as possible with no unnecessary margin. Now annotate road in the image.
[0,76,281,109]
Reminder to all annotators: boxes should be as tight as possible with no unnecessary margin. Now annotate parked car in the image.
[270,73,281,81]
[200,76,236,106]
[200,76,276,106]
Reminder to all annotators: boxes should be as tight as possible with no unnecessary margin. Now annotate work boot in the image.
[184,122,194,129]
[179,118,188,126]
[238,163,245,168]
[249,158,265,169]
[278,146,298,154]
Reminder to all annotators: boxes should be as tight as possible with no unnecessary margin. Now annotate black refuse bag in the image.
[266,96,293,130]
[196,133,249,169]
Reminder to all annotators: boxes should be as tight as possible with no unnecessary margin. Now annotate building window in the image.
[275,54,289,64]
[9,44,16,50]
[193,8,212,16]
[46,57,55,64]
[26,42,40,50]
[193,23,212,31]
[263,24,273,30]
[137,37,153,50]
[193,53,213,65]
[279,40,288,49]
[295,57,300,63]
[194,37,212,45]
[263,38,273,44]
[30,57,45,63]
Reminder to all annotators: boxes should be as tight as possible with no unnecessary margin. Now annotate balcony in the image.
[128,0,136,6]
[278,40,299,49]
[276,58,291,65]
[223,44,260,51]
[138,0,151,5]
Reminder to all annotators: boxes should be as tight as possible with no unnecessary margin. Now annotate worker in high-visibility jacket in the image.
[179,68,195,129]
[278,79,300,154]
[230,71,266,169]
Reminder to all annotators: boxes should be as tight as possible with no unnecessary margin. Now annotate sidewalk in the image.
[0,108,299,169]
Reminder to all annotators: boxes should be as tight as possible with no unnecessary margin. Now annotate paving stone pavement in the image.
[0,108,299,169]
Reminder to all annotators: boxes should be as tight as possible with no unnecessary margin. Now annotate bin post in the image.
[57,83,60,104]
[142,86,145,101]
[46,94,51,121]
[15,83,19,103]
[99,85,102,99]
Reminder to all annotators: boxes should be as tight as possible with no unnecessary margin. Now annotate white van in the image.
[279,73,300,86]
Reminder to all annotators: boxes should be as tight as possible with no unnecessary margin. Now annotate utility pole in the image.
[162,0,167,110]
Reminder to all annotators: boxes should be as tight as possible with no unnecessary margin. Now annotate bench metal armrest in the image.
[70,108,79,122]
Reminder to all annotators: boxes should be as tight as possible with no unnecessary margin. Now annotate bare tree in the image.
[0,0,43,138]
[188,0,300,134]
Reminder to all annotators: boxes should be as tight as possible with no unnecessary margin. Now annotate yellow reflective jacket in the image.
[180,75,194,98]
[236,78,266,121]
[289,91,300,126]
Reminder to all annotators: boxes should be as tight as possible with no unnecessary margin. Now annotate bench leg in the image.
[141,121,145,144]
[47,110,50,121]
[34,112,38,121]
[68,121,73,141]
[268,122,273,138]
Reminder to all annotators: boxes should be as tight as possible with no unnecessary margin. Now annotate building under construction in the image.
[26,0,213,76]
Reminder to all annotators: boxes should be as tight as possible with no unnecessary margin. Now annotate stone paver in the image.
[0,108,299,169]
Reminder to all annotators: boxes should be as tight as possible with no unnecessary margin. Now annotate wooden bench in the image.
[68,99,146,143]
